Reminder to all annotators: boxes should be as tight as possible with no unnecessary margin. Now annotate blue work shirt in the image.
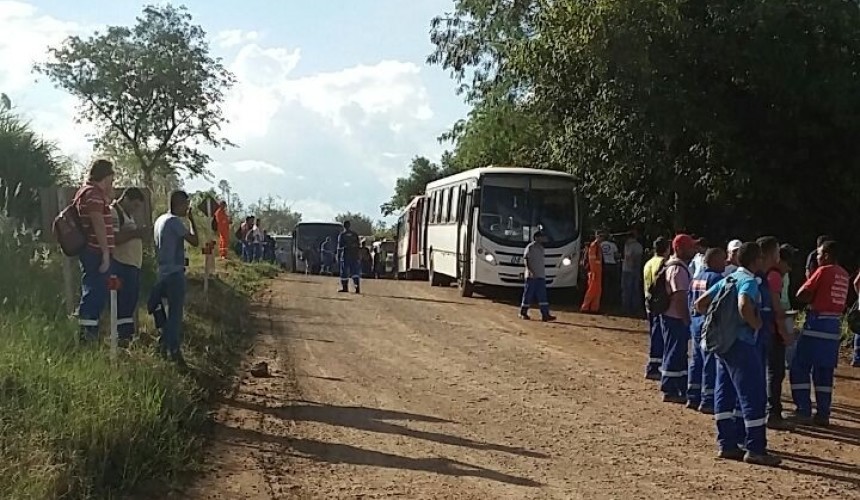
[757,271,774,342]
[705,267,761,345]
[690,268,725,319]
[337,230,360,261]
[153,213,187,278]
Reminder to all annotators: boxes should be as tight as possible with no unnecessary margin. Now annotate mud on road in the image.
[189,274,860,499]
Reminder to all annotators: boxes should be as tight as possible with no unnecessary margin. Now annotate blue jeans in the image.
[78,248,110,341]
[715,339,767,454]
[114,261,140,341]
[520,277,550,318]
[159,272,187,356]
[853,333,860,365]
[621,271,640,314]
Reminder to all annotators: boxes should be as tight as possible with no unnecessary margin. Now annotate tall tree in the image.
[36,4,235,189]
[335,212,374,236]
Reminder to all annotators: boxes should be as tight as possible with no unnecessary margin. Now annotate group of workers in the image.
[627,232,856,466]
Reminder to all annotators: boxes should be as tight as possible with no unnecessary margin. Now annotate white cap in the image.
[727,239,742,253]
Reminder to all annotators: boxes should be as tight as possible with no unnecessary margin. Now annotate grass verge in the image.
[0,231,278,499]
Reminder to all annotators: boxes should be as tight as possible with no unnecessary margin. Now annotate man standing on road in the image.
[621,228,644,316]
[601,234,621,308]
[320,237,334,275]
[581,231,605,313]
[659,234,695,404]
[694,242,781,466]
[789,240,849,427]
[643,237,670,380]
[519,231,556,322]
[153,190,199,366]
[214,200,230,260]
[337,220,362,294]
[724,239,742,276]
[687,247,725,413]
[111,187,147,347]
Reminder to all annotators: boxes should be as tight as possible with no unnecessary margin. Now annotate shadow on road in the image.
[370,294,476,306]
[790,421,860,448]
[775,450,860,488]
[224,398,549,461]
[213,423,543,488]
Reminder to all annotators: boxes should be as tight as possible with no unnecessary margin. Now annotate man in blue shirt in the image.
[153,190,199,366]
[694,242,780,466]
[337,220,362,293]
[687,247,725,413]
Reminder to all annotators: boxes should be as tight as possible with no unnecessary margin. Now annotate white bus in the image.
[424,167,580,297]
[395,195,429,279]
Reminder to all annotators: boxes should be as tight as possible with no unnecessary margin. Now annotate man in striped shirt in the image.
[74,159,115,342]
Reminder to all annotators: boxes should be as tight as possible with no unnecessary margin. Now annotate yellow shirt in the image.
[643,255,665,297]
[112,205,143,268]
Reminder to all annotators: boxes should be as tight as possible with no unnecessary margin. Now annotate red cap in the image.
[672,234,695,253]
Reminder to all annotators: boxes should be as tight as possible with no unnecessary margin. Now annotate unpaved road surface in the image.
[189,274,860,499]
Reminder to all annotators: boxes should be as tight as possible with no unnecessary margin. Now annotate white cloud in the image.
[0,1,80,91]
[214,29,259,49]
[232,159,286,176]
[293,198,339,222]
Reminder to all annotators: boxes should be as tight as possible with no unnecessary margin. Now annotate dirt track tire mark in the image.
[190,274,860,499]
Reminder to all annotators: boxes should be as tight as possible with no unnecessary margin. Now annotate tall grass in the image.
[0,216,277,498]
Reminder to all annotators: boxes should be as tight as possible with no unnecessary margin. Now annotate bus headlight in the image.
[484,253,496,264]
[561,257,573,267]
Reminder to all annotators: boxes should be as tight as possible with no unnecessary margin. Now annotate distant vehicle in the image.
[291,222,343,274]
[273,234,294,271]
[421,166,581,297]
[373,240,396,278]
[395,195,429,280]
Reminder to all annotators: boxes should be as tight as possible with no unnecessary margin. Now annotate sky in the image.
[0,0,468,222]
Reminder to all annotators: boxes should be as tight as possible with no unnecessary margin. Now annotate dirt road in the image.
[190,274,860,499]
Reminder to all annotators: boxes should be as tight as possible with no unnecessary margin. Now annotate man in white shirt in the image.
[621,228,644,315]
[724,239,743,277]
[601,234,621,308]
[689,237,708,278]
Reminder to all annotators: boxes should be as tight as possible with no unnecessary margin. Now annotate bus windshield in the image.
[478,175,578,247]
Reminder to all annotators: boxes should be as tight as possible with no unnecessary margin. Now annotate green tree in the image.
[372,220,396,240]
[335,212,374,236]
[381,156,457,216]
[0,108,67,223]
[247,196,301,235]
[36,4,235,189]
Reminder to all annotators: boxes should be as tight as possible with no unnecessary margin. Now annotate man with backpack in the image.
[74,159,116,343]
[789,240,849,427]
[643,237,670,380]
[686,247,725,413]
[694,242,780,466]
[656,234,696,404]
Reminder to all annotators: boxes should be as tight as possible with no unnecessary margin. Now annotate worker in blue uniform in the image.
[320,237,334,275]
[687,247,725,413]
[337,220,362,293]
[694,242,781,466]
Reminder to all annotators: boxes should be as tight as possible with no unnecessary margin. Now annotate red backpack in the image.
[51,188,89,257]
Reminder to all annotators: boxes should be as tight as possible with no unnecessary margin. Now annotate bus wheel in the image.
[459,278,474,298]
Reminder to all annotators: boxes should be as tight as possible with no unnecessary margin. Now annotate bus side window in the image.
[449,186,459,224]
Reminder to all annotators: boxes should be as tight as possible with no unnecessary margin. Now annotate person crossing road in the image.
[337,220,362,294]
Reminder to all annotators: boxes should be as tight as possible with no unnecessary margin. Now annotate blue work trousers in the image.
[158,272,187,356]
[714,339,767,455]
[340,258,360,290]
[520,277,550,318]
[78,248,110,342]
[688,316,716,409]
[853,333,860,365]
[621,271,641,315]
[113,261,140,341]
[789,313,841,418]
[661,316,689,397]
[645,312,664,376]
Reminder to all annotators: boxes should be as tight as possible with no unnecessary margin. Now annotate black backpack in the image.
[647,260,688,315]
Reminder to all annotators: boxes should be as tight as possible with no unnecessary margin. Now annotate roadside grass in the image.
[0,222,278,498]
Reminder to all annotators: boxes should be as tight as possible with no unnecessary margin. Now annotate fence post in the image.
[108,274,120,359]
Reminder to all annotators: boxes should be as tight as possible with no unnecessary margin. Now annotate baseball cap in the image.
[727,239,743,253]
[672,234,695,253]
